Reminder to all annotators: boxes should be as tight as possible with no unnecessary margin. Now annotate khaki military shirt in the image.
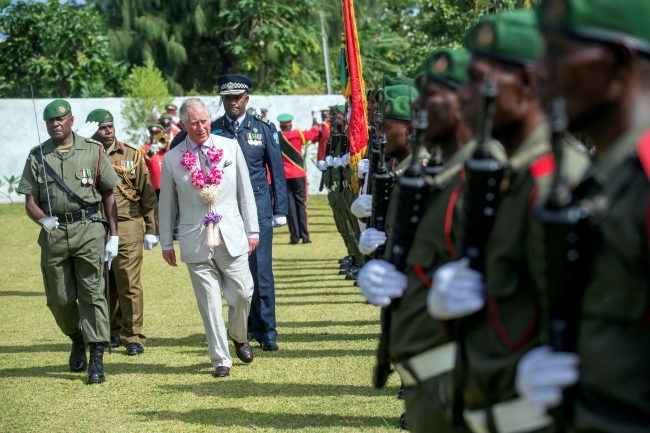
[570,123,650,433]
[18,133,121,215]
[106,139,159,243]
[461,124,590,409]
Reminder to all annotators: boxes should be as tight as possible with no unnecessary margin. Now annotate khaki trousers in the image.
[109,240,146,346]
[186,243,254,368]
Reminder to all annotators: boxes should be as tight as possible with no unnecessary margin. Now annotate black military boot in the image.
[400,412,408,430]
[68,331,87,372]
[87,343,106,384]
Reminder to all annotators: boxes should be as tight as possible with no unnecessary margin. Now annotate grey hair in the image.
[179,98,211,122]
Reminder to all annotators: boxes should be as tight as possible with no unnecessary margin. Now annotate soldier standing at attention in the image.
[141,123,168,199]
[170,74,288,351]
[358,48,474,433]
[426,11,590,433]
[260,108,268,121]
[85,109,160,356]
[277,112,320,244]
[17,100,122,384]
[513,1,650,431]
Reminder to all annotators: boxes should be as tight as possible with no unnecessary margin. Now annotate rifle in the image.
[533,40,591,430]
[369,132,392,258]
[451,72,503,425]
[329,131,341,191]
[372,104,432,389]
[339,127,350,190]
[319,130,333,192]
[424,146,445,177]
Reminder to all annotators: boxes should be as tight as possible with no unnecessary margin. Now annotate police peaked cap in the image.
[217,74,253,96]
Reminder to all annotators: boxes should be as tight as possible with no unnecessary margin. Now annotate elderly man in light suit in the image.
[159,98,259,378]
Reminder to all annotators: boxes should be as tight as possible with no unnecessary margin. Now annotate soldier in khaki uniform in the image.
[17,99,121,384]
[358,48,474,433]
[513,1,650,432]
[425,12,590,433]
[85,109,159,356]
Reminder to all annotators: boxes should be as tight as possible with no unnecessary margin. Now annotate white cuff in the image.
[162,244,174,251]
[247,232,259,239]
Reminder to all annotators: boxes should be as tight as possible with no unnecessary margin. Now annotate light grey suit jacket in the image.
[159,135,259,263]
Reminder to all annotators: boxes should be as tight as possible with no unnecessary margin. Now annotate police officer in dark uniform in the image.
[170,74,288,351]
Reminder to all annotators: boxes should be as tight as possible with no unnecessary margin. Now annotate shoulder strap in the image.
[32,151,92,208]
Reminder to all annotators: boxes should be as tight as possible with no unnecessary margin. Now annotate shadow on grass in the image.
[280,332,377,342]
[0,362,215,379]
[276,300,364,306]
[276,278,350,285]
[273,258,338,263]
[0,291,43,297]
[279,320,378,328]
[274,272,341,279]
[276,291,359,299]
[159,379,397,399]
[138,408,391,429]
[181,348,375,359]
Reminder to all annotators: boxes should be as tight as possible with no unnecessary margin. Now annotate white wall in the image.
[0,95,345,203]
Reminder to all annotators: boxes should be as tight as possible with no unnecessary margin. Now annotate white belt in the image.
[463,397,552,433]
[394,341,457,387]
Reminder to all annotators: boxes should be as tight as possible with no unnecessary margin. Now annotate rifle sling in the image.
[33,151,93,208]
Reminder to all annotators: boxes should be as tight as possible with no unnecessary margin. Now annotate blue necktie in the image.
[232,120,239,131]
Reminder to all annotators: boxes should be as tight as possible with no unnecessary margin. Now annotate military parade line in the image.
[14,2,650,433]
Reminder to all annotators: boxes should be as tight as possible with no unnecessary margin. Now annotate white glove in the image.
[311,106,319,119]
[75,121,99,138]
[342,153,350,166]
[358,260,408,307]
[333,157,343,168]
[39,216,59,234]
[149,144,160,154]
[325,155,334,167]
[427,258,485,320]
[143,234,159,250]
[516,346,580,415]
[316,160,327,172]
[358,228,386,255]
[104,236,119,270]
[171,115,180,124]
[350,194,373,219]
[357,159,370,178]
[272,213,287,228]
[346,107,352,122]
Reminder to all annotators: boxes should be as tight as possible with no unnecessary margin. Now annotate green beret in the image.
[382,96,413,122]
[147,124,164,131]
[383,75,417,89]
[426,48,471,89]
[260,108,268,112]
[159,115,172,121]
[164,104,177,111]
[538,0,650,55]
[86,109,113,124]
[465,10,544,65]
[43,99,71,121]
[332,105,347,114]
[277,113,294,123]
[384,85,419,101]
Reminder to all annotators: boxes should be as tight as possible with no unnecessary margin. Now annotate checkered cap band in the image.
[219,82,249,95]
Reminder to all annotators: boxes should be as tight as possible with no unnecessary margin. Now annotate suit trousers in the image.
[286,177,309,242]
[186,243,254,368]
[248,216,277,342]
[109,240,146,346]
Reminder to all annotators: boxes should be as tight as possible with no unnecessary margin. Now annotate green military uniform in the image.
[454,12,592,433]
[105,137,158,347]
[537,1,650,431]
[17,111,121,344]
[388,49,474,433]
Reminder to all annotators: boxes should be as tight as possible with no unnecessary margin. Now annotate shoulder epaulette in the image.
[255,115,272,126]
[84,137,103,146]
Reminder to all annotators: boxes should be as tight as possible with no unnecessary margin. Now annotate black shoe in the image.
[261,339,279,351]
[110,336,121,349]
[125,342,144,356]
[338,255,352,265]
[68,331,87,372]
[400,412,408,430]
[87,343,105,384]
[345,268,359,280]
[302,239,312,244]
[398,385,405,400]
[353,281,359,287]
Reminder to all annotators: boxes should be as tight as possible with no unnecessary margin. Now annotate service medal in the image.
[82,177,87,184]
[248,140,254,145]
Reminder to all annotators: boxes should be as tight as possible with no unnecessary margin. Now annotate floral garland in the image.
[181,142,225,248]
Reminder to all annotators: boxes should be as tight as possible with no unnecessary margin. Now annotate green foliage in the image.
[0,175,21,204]
[122,59,173,144]
[0,0,127,98]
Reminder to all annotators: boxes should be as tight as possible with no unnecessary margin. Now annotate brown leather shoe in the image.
[213,366,230,377]
[233,340,254,364]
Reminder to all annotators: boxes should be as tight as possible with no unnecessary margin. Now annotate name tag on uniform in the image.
[246,133,262,146]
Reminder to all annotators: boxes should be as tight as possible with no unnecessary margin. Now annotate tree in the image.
[0,0,128,98]
[0,175,21,204]
[122,59,173,144]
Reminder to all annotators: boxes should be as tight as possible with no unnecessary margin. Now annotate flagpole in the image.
[320,10,332,95]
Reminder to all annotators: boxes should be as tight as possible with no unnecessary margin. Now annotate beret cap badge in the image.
[477,22,495,47]
[434,54,449,73]
[58,106,66,113]
[385,101,392,114]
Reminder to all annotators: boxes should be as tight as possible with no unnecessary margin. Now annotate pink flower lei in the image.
[180,146,224,189]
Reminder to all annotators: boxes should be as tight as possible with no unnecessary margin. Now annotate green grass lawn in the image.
[0,195,402,432]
